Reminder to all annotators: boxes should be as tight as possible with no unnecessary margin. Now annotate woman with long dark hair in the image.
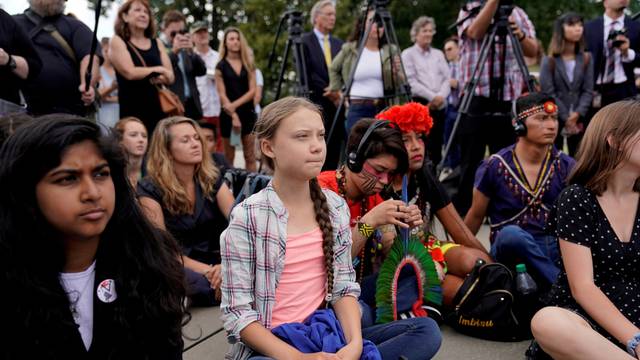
[0,115,186,358]
[540,12,594,156]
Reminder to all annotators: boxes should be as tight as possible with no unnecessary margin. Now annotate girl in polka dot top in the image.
[530,100,640,359]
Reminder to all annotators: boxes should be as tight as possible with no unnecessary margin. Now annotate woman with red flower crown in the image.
[376,102,492,309]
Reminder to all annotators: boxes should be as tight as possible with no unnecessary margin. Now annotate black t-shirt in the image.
[0,9,42,105]
[137,176,227,264]
[13,10,101,116]
[383,161,451,220]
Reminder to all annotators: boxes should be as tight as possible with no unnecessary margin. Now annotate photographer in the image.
[453,0,538,215]
[585,0,640,108]
[160,10,207,120]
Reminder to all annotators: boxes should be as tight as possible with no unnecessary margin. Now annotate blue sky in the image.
[0,0,119,39]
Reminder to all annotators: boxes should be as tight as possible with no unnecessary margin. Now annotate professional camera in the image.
[608,27,628,48]
[170,28,189,38]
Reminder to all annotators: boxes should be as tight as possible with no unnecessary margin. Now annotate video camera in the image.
[608,27,628,48]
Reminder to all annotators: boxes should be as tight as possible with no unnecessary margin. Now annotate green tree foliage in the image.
[98,0,640,100]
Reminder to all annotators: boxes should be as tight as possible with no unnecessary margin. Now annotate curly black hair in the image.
[0,115,187,358]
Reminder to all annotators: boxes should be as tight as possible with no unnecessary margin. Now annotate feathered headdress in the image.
[375,176,442,323]
[375,102,434,135]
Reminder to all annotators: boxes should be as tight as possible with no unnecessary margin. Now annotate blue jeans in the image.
[443,104,461,169]
[492,225,560,286]
[346,103,378,135]
[360,301,442,360]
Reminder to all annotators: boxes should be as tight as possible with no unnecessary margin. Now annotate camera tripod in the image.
[325,0,411,145]
[268,9,310,100]
[438,1,535,175]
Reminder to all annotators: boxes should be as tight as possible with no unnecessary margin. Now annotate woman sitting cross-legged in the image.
[138,116,235,306]
[221,97,377,360]
[531,100,640,359]
[377,102,492,308]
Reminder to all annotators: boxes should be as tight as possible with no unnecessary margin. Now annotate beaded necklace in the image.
[336,167,371,282]
[512,146,552,193]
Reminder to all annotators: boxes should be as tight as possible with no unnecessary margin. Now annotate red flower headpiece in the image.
[375,102,434,135]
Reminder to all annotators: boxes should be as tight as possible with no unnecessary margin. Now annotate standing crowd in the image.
[1,0,640,359]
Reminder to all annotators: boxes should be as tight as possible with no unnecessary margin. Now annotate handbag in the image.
[127,41,185,116]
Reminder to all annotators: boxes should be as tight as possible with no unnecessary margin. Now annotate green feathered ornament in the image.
[375,175,442,324]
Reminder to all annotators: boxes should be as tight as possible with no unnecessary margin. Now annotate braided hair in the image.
[309,178,335,296]
[255,97,336,297]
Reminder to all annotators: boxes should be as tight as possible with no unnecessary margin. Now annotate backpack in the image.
[445,261,532,342]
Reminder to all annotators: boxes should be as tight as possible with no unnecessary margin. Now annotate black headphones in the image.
[513,118,527,137]
[512,100,527,137]
[346,120,398,173]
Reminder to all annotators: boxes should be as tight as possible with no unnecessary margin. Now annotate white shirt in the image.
[350,48,384,99]
[313,28,330,54]
[59,261,96,351]
[565,59,576,83]
[255,68,264,115]
[195,47,222,117]
[598,14,636,84]
[402,44,451,108]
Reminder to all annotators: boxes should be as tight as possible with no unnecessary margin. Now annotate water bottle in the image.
[515,263,538,296]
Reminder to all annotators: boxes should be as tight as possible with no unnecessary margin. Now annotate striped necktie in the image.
[604,20,618,84]
[323,35,332,67]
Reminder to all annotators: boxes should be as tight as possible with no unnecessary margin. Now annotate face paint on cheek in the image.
[357,170,379,194]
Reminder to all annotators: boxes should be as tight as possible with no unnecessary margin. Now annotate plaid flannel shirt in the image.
[220,182,360,360]
[449,60,461,107]
[457,2,536,101]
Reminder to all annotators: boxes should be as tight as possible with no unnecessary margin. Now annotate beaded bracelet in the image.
[627,332,640,357]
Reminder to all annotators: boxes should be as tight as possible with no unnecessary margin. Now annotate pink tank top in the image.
[271,227,327,328]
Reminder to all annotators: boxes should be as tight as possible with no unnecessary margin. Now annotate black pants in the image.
[312,94,344,171]
[427,107,446,168]
[453,96,515,215]
[413,97,446,167]
[183,96,202,121]
[596,82,636,108]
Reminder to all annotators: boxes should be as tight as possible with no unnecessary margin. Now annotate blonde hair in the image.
[254,97,335,293]
[218,27,255,72]
[570,100,640,195]
[146,116,220,215]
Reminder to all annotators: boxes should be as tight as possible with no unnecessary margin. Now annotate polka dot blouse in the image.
[548,184,640,344]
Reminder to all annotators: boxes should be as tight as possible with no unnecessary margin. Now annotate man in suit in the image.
[160,10,207,120]
[585,0,640,108]
[302,0,344,170]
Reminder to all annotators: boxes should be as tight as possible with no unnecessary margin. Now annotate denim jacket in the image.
[220,182,360,360]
